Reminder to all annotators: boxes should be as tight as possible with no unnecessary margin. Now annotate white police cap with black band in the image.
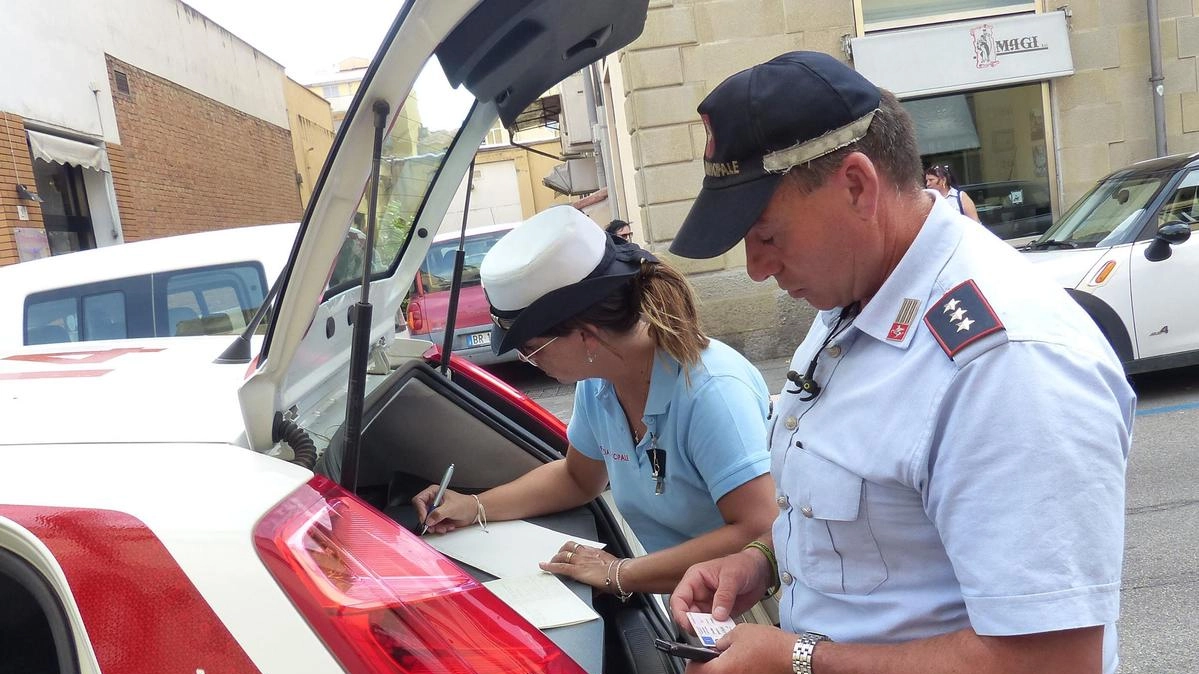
[481,205,657,355]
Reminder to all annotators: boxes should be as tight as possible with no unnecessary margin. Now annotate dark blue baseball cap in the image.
[669,51,881,259]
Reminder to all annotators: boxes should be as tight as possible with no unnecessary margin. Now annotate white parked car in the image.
[1022,152,1198,374]
[0,222,297,347]
[0,2,677,674]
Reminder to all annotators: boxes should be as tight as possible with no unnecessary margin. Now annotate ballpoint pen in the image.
[420,463,455,535]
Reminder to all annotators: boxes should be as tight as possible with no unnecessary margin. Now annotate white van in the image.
[0,222,297,347]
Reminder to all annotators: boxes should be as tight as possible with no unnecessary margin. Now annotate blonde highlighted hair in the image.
[544,258,710,369]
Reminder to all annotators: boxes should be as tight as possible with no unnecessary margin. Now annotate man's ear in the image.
[840,152,880,220]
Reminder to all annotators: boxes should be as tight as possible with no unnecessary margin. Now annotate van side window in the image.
[81,292,127,341]
[159,264,267,336]
[25,297,79,345]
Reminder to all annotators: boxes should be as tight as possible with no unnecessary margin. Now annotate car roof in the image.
[0,222,298,295]
[431,221,519,243]
[1118,151,1199,175]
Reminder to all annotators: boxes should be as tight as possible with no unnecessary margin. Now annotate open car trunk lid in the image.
[237,0,651,452]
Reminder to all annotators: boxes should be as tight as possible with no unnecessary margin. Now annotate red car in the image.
[405,223,519,364]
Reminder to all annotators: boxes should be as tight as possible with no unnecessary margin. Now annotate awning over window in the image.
[902,95,981,156]
[27,130,110,172]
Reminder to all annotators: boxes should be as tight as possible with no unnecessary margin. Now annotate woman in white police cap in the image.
[413,205,776,600]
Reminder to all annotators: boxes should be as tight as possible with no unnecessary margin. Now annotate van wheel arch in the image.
[1065,289,1134,363]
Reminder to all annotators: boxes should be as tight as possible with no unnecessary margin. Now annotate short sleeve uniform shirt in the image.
[769,193,1135,673]
[569,339,772,554]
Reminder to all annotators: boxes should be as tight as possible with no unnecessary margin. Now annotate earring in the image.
[586,353,596,364]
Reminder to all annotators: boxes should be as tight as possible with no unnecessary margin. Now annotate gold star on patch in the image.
[956,317,975,332]
[943,298,961,314]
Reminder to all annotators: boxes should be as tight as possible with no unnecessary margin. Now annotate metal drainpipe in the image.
[1147,0,1168,156]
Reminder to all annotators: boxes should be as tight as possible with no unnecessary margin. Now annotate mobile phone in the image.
[654,638,720,662]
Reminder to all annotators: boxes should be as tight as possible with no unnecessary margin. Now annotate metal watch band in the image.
[791,632,830,674]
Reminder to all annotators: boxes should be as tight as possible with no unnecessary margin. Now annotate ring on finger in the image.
[566,551,574,563]
[571,542,582,553]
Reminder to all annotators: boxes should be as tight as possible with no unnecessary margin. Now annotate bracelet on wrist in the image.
[613,558,633,602]
[743,540,780,597]
[604,559,617,591]
[471,494,488,531]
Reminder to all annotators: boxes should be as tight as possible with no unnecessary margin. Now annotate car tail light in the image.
[255,475,583,674]
[424,346,567,445]
[407,301,426,334]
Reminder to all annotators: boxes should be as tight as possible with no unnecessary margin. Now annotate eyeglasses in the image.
[516,336,559,365]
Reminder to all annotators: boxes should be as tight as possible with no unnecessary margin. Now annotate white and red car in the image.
[0,2,678,673]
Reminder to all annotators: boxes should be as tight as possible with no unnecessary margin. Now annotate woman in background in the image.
[926,164,981,222]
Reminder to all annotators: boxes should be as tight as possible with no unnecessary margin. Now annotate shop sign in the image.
[851,11,1073,98]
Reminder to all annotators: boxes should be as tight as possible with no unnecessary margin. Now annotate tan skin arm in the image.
[960,189,981,222]
[415,448,777,594]
[680,624,1103,674]
[413,444,610,529]
[671,544,1103,674]
[541,473,776,594]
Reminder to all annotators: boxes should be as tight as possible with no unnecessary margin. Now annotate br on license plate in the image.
[466,332,491,347]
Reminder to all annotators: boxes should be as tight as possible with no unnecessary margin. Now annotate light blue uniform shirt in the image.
[769,194,1134,672]
[569,339,771,554]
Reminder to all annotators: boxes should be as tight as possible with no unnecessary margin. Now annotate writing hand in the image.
[411,487,475,534]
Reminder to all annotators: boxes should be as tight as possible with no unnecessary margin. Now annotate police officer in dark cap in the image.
[668,51,1133,674]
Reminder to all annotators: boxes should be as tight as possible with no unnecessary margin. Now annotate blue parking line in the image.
[1137,401,1199,416]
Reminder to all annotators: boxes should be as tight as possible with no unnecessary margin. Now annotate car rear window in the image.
[419,230,509,292]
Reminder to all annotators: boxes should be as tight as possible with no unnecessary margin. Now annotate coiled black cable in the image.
[273,412,317,470]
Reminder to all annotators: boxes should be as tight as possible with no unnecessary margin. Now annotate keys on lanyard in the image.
[646,433,666,495]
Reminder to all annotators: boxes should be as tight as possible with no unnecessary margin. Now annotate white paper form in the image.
[424,519,604,579]
[484,574,600,629]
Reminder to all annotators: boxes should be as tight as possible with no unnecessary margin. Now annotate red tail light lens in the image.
[407,302,426,334]
[255,475,584,674]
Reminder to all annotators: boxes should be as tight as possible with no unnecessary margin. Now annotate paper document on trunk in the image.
[484,573,600,629]
[424,519,604,579]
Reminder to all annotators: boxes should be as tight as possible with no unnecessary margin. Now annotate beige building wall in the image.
[1056,0,1199,205]
[616,0,854,359]
[615,0,1199,360]
[283,78,336,210]
[475,139,575,218]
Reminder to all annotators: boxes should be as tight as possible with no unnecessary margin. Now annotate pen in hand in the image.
[420,463,455,536]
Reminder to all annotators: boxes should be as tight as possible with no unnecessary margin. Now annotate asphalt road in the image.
[496,360,1199,671]
[1120,364,1199,673]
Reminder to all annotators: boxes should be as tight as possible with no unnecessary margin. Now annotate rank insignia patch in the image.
[887,298,921,342]
[923,280,1004,358]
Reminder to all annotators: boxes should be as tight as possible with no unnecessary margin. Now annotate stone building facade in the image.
[610,0,1199,360]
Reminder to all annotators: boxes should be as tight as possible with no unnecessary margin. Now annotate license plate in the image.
[466,331,491,347]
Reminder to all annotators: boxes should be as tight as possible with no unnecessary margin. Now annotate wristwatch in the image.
[792,631,830,674]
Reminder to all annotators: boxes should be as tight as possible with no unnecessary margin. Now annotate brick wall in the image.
[0,112,43,266]
[106,55,300,242]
